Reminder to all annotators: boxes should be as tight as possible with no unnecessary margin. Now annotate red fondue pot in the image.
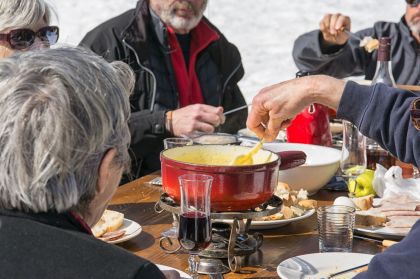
[161,145,306,212]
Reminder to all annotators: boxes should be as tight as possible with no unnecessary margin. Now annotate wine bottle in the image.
[367,37,396,170]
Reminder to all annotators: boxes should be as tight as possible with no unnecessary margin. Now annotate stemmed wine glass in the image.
[178,174,213,278]
[340,121,367,197]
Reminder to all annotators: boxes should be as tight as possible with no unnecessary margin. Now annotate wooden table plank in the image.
[109,173,383,278]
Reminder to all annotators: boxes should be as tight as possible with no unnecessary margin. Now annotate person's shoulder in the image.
[0,215,164,278]
[372,18,403,35]
[203,17,240,54]
[373,20,398,28]
[80,8,138,57]
[203,17,232,44]
[88,9,135,38]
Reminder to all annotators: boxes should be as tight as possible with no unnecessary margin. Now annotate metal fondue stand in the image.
[155,193,283,277]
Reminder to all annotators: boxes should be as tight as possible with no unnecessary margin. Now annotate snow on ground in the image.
[53,0,404,103]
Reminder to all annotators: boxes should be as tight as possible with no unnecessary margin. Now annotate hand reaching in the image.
[247,75,345,141]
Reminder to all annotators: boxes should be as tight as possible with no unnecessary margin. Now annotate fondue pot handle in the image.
[277,151,306,170]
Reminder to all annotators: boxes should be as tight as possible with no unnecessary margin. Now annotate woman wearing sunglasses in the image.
[0,0,58,58]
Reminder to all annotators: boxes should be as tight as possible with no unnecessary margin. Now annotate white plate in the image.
[354,226,407,241]
[218,209,315,230]
[156,264,192,279]
[105,218,142,244]
[277,252,374,279]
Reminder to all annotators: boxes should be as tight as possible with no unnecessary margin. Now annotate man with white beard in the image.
[80,0,247,179]
[292,0,420,86]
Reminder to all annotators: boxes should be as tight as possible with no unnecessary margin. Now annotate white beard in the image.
[408,19,420,35]
[164,13,202,32]
[158,0,207,33]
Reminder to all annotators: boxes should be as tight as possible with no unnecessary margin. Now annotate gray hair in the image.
[0,0,55,32]
[0,46,134,213]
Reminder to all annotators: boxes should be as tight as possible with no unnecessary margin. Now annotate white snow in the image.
[52,0,404,103]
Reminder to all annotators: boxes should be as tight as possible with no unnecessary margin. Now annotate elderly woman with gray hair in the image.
[0,47,169,278]
[0,0,58,58]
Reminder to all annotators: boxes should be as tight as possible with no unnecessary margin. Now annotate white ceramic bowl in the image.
[263,142,341,195]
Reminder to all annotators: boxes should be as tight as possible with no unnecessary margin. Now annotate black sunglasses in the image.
[0,26,59,50]
[406,0,420,7]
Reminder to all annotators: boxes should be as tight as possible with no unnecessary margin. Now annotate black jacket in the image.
[80,0,247,177]
[293,17,420,85]
[0,209,165,279]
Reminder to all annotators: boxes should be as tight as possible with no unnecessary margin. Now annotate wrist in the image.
[312,75,345,109]
[165,110,173,134]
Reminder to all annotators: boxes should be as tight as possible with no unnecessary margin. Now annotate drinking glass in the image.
[178,174,213,278]
[317,205,356,252]
[161,137,193,238]
[340,121,367,197]
[163,137,193,149]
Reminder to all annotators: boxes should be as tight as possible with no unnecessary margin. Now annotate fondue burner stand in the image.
[155,194,282,276]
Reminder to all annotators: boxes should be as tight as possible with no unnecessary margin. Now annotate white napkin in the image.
[373,164,420,200]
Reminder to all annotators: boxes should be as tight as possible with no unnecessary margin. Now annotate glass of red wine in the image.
[178,174,213,278]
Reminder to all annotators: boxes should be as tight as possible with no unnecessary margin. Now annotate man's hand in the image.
[319,13,351,46]
[171,104,226,137]
[247,76,345,141]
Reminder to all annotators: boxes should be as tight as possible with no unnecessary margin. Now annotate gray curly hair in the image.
[0,46,134,213]
[0,0,55,33]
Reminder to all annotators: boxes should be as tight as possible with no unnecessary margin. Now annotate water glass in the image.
[340,121,367,195]
[163,137,193,149]
[317,205,355,252]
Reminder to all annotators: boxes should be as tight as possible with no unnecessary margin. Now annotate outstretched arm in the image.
[247,76,419,167]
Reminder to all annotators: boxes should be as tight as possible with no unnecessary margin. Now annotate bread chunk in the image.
[352,195,374,211]
[298,199,317,209]
[92,209,124,237]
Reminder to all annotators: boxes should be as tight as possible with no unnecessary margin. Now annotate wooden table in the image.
[109,173,384,278]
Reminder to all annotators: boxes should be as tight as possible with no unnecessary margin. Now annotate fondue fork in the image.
[223,104,251,116]
[326,263,369,279]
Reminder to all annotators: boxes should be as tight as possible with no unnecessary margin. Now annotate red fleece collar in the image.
[69,211,93,235]
[167,20,220,107]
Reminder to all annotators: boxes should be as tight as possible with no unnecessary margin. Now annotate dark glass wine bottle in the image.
[367,37,396,170]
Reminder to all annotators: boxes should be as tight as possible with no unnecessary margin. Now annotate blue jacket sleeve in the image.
[354,220,420,279]
[336,81,419,167]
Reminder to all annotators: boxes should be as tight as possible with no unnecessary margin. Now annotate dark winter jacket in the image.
[0,209,165,279]
[80,0,247,177]
[338,82,420,279]
[293,17,420,85]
